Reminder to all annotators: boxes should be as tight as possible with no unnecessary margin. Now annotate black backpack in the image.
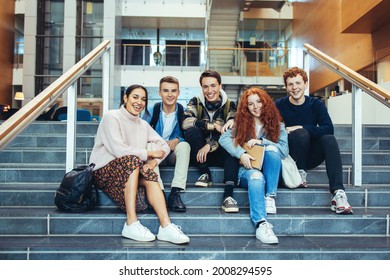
[54,163,98,212]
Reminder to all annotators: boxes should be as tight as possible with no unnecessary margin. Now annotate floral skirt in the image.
[92,155,158,212]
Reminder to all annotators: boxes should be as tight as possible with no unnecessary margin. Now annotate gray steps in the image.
[2,236,389,260]
[2,165,390,185]
[1,183,390,209]
[0,122,389,260]
[0,207,388,237]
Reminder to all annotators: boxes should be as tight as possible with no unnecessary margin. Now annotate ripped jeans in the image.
[238,148,282,225]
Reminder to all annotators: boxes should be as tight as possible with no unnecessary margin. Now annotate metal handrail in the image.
[303,43,390,187]
[0,40,110,151]
[304,43,390,108]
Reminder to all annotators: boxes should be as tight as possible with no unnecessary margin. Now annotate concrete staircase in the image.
[207,0,241,74]
[0,122,390,260]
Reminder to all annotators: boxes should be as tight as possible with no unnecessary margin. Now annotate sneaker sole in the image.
[122,233,156,242]
[256,237,279,245]
[331,205,353,214]
[195,182,212,187]
[157,236,190,244]
[222,207,239,213]
[266,209,277,214]
[256,236,279,244]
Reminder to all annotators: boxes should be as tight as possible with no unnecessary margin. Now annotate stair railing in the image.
[0,40,111,172]
[303,43,390,187]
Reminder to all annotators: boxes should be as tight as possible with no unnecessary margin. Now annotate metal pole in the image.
[66,82,77,172]
[102,48,110,115]
[352,85,363,186]
[303,51,310,95]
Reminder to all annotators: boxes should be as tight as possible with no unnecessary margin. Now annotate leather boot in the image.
[167,190,186,212]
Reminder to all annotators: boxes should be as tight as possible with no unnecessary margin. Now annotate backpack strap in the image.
[150,102,161,129]
[177,103,184,130]
[196,97,202,120]
[224,98,231,120]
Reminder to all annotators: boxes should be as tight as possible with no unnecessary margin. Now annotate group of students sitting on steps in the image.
[88,67,353,245]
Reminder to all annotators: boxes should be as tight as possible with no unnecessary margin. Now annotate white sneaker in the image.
[331,189,353,214]
[298,169,307,187]
[121,221,155,242]
[256,221,279,244]
[265,196,277,214]
[157,223,190,244]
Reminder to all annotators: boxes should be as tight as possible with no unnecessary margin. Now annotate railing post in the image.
[123,45,126,65]
[303,51,310,95]
[102,48,110,115]
[66,82,77,172]
[142,45,146,66]
[352,85,363,187]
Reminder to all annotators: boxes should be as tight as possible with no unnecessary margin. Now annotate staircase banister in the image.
[304,43,390,107]
[0,40,111,151]
[208,46,288,52]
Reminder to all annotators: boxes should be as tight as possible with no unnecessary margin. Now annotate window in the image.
[122,39,151,65]
[35,0,65,94]
[165,40,200,66]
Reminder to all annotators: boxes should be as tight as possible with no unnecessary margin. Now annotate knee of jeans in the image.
[249,170,264,180]
[264,148,281,161]
[265,145,278,152]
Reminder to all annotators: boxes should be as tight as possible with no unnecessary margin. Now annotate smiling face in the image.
[159,82,180,108]
[123,87,147,116]
[201,77,222,103]
[285,74,307,105]
[247,93,262,119]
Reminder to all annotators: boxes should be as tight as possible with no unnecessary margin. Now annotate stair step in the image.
[1,122,389,260]
[1,184,390,208]
[1,166,390,184]
[1,150,390,166]
[0,207,388,237]
[1,235,389,260]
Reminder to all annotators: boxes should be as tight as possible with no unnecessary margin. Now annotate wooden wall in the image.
[0,0,15,107]
[290,0,390,93]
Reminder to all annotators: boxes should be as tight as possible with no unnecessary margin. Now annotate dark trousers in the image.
[288,129,344,193]
[185,126,239,185]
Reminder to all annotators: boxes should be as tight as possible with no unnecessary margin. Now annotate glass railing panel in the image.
[122,44,205,67]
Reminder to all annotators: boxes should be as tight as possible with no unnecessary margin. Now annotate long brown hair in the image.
[234,87,282,146]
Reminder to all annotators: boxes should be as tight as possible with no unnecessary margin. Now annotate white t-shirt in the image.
[162,111,176,140]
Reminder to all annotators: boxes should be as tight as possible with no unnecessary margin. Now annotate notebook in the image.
[243,143,265,170]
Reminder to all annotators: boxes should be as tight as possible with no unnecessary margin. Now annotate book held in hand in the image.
[243,143,265,170]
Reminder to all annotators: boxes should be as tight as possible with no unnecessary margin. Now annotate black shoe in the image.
[167,192,186,212]
[195,173,212,187]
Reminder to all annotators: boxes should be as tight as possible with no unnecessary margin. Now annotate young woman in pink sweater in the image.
[90,84,189,244]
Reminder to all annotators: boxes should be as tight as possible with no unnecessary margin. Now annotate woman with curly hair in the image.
[219,87,288,244]
[89,84,189,244]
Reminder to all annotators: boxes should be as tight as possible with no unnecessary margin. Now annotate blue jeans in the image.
[238,149,282,225]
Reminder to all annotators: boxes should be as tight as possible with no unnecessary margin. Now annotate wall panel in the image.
[0,0,15,106]
[291,0,389,93]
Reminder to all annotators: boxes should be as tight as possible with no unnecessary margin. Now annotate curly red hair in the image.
[233,87,282,146]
